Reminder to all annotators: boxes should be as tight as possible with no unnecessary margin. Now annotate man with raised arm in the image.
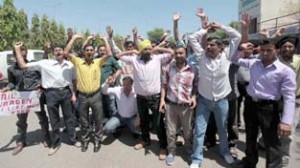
[231,39,296,168]
[2,44,51,156]
[64,34,112,153]
[188,7,241,168]
[116,39,174,160]
[13,42,78,156]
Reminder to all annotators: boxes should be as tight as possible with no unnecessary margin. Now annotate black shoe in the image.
[81,141,88,152]
[132,133,140,139]
[112,130,122,139]
[94,140,101,153]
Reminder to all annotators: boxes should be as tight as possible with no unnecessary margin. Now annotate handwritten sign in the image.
[0,91,40,116]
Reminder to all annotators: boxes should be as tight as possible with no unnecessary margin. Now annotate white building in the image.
[238,0,300,39]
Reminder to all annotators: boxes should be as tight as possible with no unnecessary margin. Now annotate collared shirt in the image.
[237,54,259,83]
[7,63,40,91]
[70,56,105,94]
[189,25,241,101]
[95,56,121,85]
[27,59,75,90]
[120,53,172,96]
[101,83,137,118]
[232,51,296,125]
[279,54,300,97]
[162,61,198,104]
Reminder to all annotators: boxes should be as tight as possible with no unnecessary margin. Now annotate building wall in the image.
[239,0,300,38]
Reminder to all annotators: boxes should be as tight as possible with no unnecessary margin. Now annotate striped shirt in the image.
[162,62,198,103]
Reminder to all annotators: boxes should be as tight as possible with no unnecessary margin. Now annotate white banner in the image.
[0,90,40,116]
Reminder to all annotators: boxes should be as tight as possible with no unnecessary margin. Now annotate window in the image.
[249,18,257,34]
[6,54,16,65]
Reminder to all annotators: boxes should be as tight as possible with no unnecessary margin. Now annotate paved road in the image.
[0,113,299,168]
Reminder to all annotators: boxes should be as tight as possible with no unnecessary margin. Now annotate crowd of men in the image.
[0,7,300,168]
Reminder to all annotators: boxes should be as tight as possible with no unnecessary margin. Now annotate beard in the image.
[140,52,151,63]
[175,57,186,65]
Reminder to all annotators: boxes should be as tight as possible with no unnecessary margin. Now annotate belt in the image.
[137,93,160,100]
[78,88,100,97]
[250,96,278,104]
[165,99,190,107]
[45,86,69,92]
[238,81,249,85]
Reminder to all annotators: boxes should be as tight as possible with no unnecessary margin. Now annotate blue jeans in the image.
[191,95,230,164]
[103,114,139,134]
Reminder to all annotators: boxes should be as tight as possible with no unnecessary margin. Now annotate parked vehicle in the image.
[0,50,44,79]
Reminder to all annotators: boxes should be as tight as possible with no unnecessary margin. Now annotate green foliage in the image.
[0,0,21,50]
[229,21,239,30]
[30,14,43,49]
[113,34,124,50]
[147,28,164,43]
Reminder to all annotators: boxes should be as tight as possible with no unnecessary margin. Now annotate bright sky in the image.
[10,0,238,37]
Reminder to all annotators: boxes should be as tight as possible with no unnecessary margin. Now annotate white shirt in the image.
[189,26,241,101]
[120,53,172,96]
[101,83,137,118]
[27,59,75,90]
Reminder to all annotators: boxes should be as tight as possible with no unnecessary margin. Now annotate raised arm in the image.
[173,12,181,42]
[188,8,211,58]
[14,42,28,69]
[210,22,241,59]
[271,27,285,39]
[115,49,139,59]
[106,26,122,55]
[43,42,51,59]
[64,34,84,59]
[240,13,250,43]
[132,27,139,50]
[159,30,170,43]
[259,28,270,39]
[98,35,113,63]
[81,35,94,50]
[152,46,174,55]
[196,8,209,48]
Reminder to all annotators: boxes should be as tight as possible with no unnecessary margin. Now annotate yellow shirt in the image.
[70,56,105,94]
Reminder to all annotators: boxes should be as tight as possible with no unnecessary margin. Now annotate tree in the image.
[40,15,51,47]
[147,28,164,43]
[57,23,66,44]
[229,21,239,30]
[113,34,124,50]
[50,19,59,44]
[0,0,21,50]
[30,14,43,49]
[17,9,30,44]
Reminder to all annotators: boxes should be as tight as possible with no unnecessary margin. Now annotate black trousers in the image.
[45,88,76,148]
[16,92,50,145]
[243,96,282,168]
[137,94,167,149]
[78,90,103,142]
[237,82,249,126]
[227,98,239,147]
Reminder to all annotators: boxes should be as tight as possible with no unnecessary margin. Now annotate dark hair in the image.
[207,36,223,46]
[83,44,95,50]
[122,76,133,84]
[51,44,65,51]
[259,38,276,46]
[124,41,134,47]
[97,44,106,50]
[12,45,27,56]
